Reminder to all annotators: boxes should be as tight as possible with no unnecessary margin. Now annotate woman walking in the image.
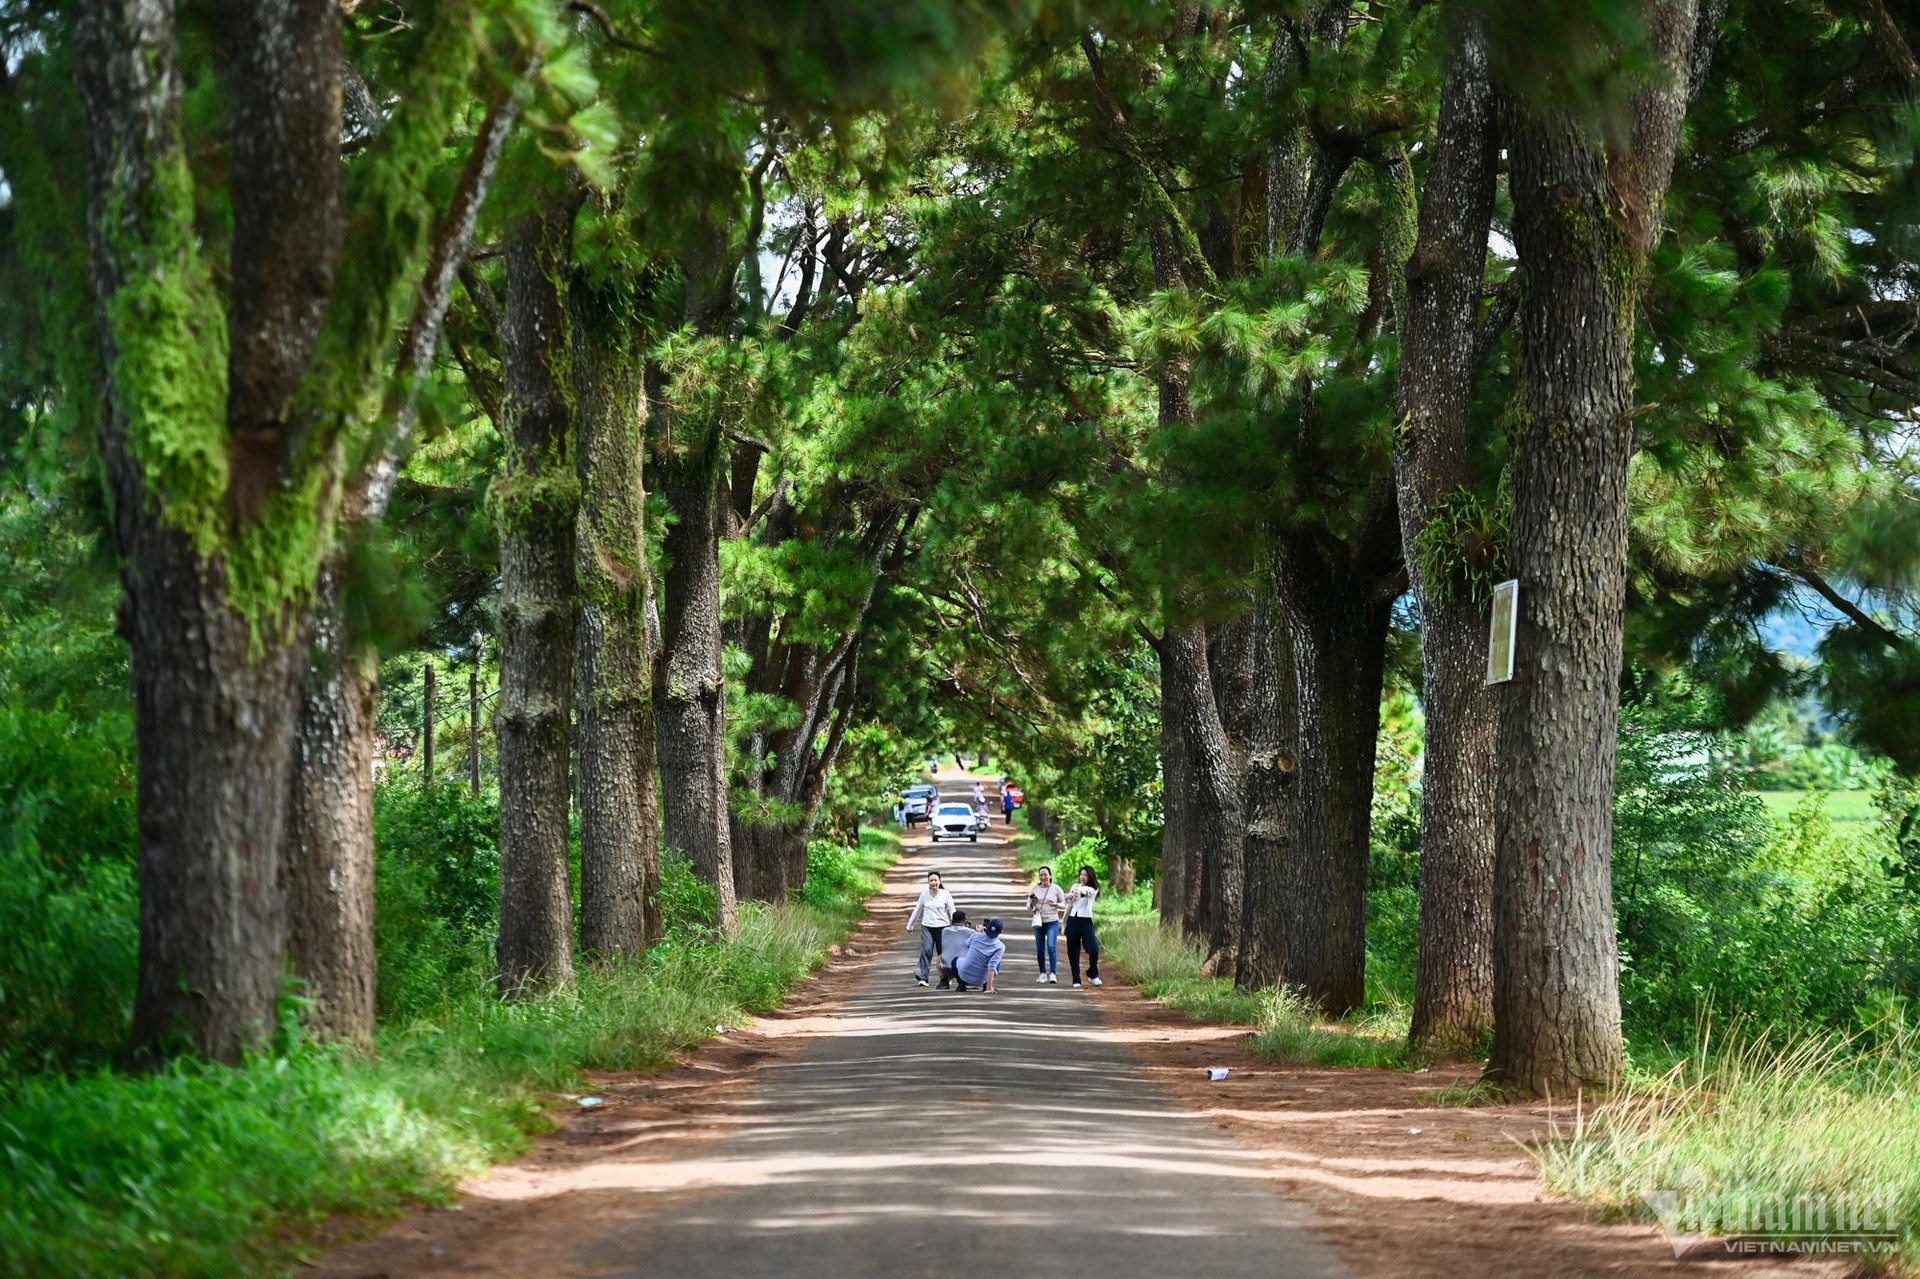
[1028,866,1065,983]
[906,871,956,987]
[1064,865,1102,989]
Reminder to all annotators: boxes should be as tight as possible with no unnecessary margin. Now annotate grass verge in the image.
[1094,911,1409,1069]
[1537,1022,1920,1265]
[0,828,900,1278]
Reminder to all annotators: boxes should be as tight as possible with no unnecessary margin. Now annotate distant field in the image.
[1756,788,1878,826]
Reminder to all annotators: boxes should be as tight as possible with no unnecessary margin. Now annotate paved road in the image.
[482,778,1347,1278]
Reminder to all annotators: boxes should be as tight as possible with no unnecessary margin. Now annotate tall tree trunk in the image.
[285,582,377,1041]
[1165,622,1241,954]
[1390,11,1501,1058]
[1202,613,1255,974]
[281,59,526,1041]
[123,538,306,1061]
[76,0,341,1061]
[652,398,740,935]
[1237,566,1299,991]
[574,312,657,957]
[1278,534,1389,1015]
[494,196,582,994]
[1488,1,1698,1096]
[1156,642,1193,930]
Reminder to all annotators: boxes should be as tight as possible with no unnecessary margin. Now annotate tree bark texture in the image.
[1392,11,1501,1058]
[217,0,344,523]
[284,570,378,1043]
[494,199,582,995]
[574,313,659,957]
[76,0,341,1061]
[1201,612,1256,973]
[652,385,740,935]
[1489,1,1697,1096]
[1164,621,1242,956]
[1236,569,1299,992]
[1278,533,1389,1015]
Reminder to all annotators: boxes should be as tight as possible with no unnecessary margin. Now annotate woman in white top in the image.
[1027,866,1066,983]
[906,871,956,987]
[1063,865,1102,988]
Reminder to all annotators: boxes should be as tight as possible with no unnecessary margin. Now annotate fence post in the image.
[469,652,482,796]
[423,661,436,784]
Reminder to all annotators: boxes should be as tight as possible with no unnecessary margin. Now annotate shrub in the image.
[657,848,720,935]
[0,706,140,1073]
[372,780,500,1021]
[0,814,137,1074]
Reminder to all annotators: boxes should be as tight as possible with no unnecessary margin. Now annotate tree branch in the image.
[1858,0,1920,89]
[567,1,655,55]
[1079,34,1221,296]
[357,41,541,522]
[1782,560,1913,651]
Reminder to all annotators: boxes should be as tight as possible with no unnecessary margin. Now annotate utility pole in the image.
[469,635,483,796]
[423,661,436,784]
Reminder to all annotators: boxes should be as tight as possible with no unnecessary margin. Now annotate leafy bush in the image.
[801,837,885,909]
[0,816,137,1074]
[657,847,720,934]
[0,706,141,1072]
[372,780,500,1021]
[1614,692,1920,1049]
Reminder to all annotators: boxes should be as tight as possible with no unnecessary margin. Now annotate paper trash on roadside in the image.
[1205,1067,1230,1081]
[577,1097,604,1108]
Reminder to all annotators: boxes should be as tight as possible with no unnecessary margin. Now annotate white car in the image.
[929,803,980,842]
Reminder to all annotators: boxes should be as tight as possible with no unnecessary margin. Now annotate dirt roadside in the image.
[1099,978,1862,1279]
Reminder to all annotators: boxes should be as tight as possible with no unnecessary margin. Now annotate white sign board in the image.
[1486,579,1518,685]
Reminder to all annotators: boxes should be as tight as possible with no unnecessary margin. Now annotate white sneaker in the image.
[1036,973,1048,983]
[917,979,928,987]
[1047,972,1058,984]
[1091,977,1103,986]
[1071,981,1082,989]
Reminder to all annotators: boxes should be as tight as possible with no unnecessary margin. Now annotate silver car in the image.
[928,802,979,842]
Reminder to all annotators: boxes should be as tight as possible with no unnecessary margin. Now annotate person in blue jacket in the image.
[947,918,1006,992]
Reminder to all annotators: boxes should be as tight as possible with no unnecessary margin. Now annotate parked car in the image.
[899,784,938,826]
[929,802,980,842]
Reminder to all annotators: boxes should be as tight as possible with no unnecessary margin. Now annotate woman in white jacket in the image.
[906,871,956,987]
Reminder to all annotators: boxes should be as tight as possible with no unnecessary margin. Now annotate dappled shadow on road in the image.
[454,844,1345,1276]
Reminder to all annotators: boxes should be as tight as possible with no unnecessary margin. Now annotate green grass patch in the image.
[1095,912,1409,1069]
[1539,1021,1920,1265]
[1756,788,1876,826]
[0,828,900,1278]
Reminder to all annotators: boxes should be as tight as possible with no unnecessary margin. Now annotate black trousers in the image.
[1065,916,1100,983]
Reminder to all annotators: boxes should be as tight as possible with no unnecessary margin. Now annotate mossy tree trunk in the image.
[75,0,341,1063]
[574,309,659,957]
[494,193,583,995]
[1390,12,1501,1059]
[1488,0,1700,1097]
[649,356,740,934]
